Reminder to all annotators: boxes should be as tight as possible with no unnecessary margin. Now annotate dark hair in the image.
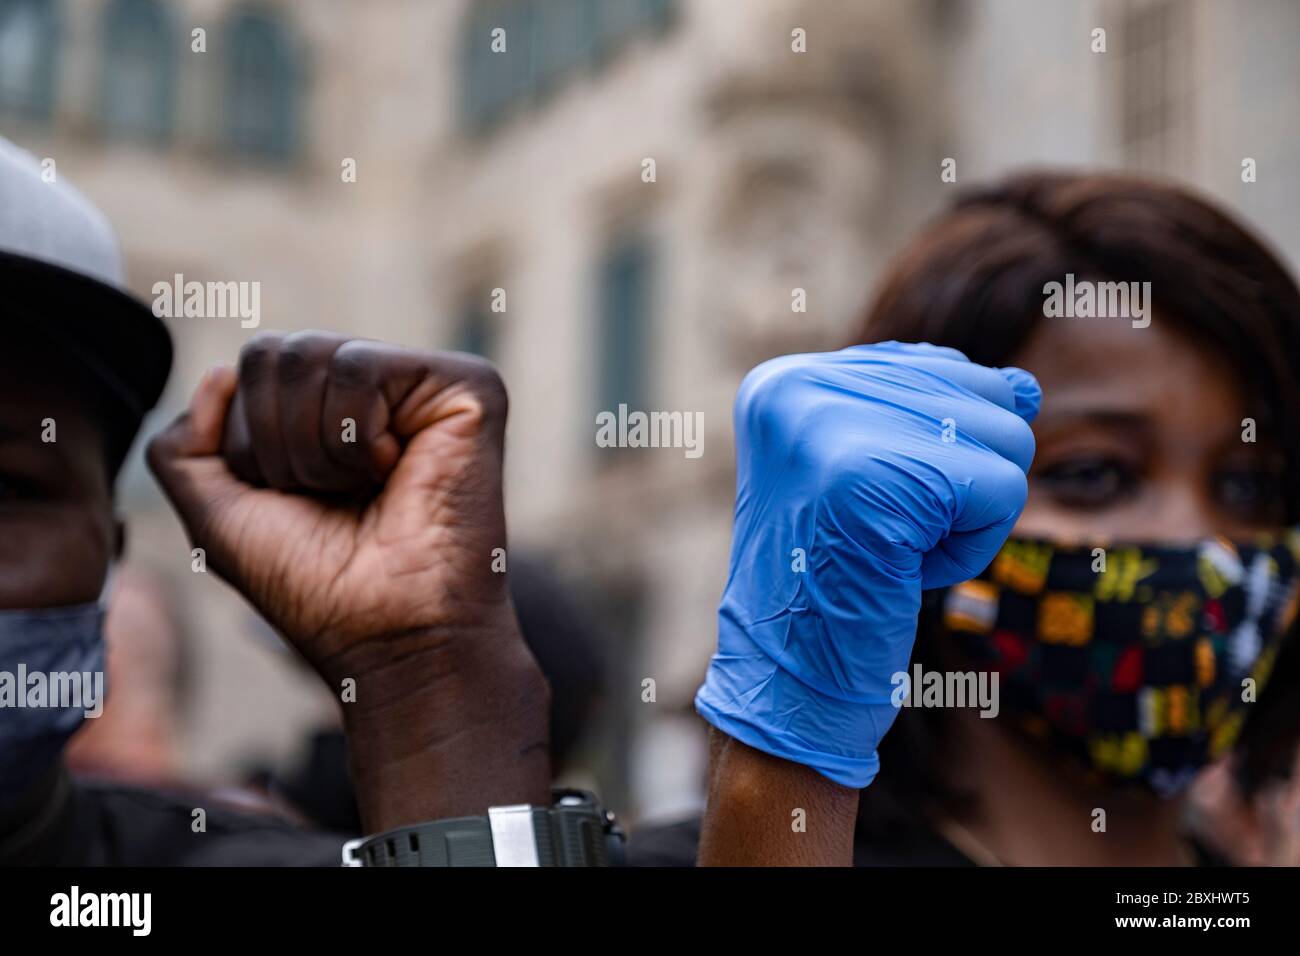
[848,170,1300,839]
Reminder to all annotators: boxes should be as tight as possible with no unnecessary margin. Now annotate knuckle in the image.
[990,408,1037,473]
[434,351,507,422]
[328,433,369,461]
[276,334,326,386]
[736,355,804,424]
[988,456,1030,508]
[327,340,376,391]
[460,355,507,407]
[238,332,282,379]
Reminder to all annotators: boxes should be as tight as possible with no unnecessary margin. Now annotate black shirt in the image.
[0,767,346,866]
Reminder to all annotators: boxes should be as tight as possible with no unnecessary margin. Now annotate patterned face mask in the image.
[942,532,1300,796]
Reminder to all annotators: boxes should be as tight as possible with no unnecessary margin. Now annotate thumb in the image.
[147,365,244,525]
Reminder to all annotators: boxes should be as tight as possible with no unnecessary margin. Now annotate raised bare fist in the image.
[147,331,519,681]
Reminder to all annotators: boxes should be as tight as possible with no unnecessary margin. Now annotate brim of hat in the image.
[0,249,173,422]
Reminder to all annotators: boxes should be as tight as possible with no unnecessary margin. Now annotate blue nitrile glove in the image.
[696,341,1040,788]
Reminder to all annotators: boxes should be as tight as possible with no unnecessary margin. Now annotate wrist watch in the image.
[341,789,623,867]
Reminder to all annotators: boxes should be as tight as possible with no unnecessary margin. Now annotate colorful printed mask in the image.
[943,532,1300,796]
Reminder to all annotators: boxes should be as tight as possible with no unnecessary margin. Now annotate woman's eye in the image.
[1035,457,1137,508]
[1213,468,1285,519]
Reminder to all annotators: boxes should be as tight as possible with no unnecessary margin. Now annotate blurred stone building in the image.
[3,0,1297,820]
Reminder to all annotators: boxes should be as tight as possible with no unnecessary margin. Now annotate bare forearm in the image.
[697,729,859,866]
[334,618,551,832]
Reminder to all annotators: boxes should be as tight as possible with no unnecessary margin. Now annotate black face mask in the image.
[942,531,1300,796]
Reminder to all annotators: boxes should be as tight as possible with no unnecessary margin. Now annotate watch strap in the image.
[342,791,617,867]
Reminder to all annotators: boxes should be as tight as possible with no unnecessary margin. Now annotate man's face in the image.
[0,346,117,609]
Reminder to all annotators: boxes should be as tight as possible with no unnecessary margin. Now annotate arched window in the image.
[101,0,175,141]
[0,0,60,119]
[224,8,299,162]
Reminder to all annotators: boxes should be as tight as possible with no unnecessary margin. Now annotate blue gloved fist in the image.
[696,341,1041,788]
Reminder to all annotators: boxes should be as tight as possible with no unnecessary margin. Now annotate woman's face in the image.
[1009,314,1288,544]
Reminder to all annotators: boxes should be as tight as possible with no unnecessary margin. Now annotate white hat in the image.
[0,135,128,289]
[0,134,171,443]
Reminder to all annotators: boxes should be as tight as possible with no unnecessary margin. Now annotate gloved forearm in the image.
[696,342,1040,789]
